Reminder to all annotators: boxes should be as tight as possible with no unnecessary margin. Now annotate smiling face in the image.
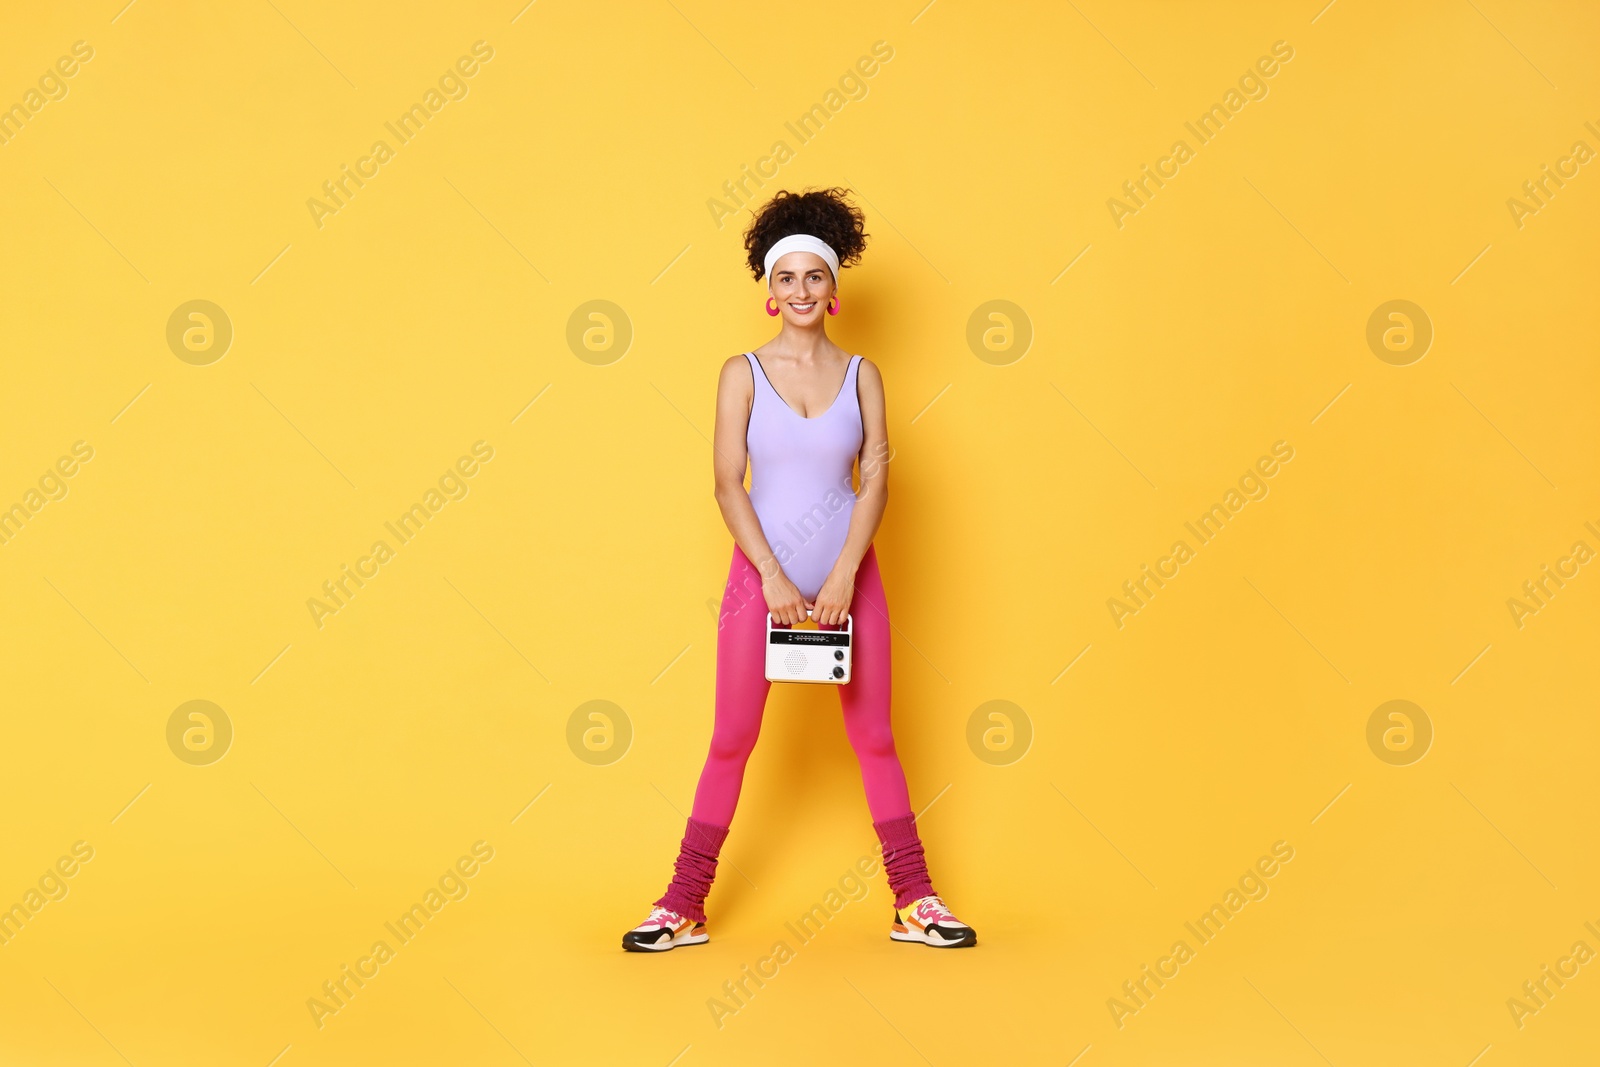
[767,251,836,323]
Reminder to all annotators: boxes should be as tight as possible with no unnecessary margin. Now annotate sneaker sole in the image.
[623,928,709,953]
[891,923,976,948]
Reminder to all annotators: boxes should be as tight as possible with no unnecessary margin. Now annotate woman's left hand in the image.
[811,565,857,628]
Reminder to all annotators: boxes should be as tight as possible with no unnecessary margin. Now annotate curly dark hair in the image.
[742,186,869,282]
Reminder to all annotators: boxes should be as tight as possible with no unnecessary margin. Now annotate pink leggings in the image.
[689,541,914,826]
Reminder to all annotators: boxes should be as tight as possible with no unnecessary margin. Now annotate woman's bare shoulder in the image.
[717,353,755,397]
[719,352,754,378]
[855,355,884,387]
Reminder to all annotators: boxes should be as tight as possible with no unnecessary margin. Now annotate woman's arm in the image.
[811,357,892,627]
[711,355,810,624]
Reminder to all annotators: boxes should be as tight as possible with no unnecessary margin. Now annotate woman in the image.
[623,187,975,952]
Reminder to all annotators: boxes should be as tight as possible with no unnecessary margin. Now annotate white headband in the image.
[762,233,839,284]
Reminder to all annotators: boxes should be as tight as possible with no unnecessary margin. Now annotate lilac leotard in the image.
[743,351,863,602]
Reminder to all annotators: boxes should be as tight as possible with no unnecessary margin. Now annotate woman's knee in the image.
[707,724,760,763]
[847,723,899,762]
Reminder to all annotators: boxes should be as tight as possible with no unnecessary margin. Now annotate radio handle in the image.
[767,610,853,627]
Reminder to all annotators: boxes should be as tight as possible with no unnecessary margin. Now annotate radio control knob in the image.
[834,650,845,660]
[832,666,845,679]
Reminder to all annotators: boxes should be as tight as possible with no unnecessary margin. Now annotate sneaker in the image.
[622,905,709,952]
[891,894,976,948]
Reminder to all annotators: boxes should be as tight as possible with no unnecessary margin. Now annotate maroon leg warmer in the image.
[873,812,936,909]
[653,816,730,923]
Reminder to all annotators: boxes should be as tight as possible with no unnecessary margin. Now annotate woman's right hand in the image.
[762,571,812,627]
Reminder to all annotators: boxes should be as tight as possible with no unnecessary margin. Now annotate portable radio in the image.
[765,610,852,684]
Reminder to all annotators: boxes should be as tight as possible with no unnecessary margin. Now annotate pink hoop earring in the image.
[765,297,780,317]
[827,295,839,315]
